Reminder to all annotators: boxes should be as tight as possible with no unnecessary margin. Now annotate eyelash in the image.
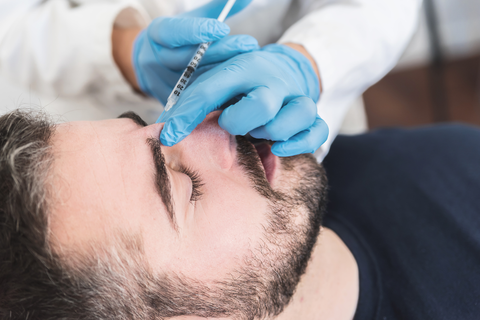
[179,166,204,203]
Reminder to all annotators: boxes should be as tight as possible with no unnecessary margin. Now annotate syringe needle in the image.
[165,100,175,112]
[163,0,237,112]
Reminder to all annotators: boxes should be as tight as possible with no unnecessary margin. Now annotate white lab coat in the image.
[0,0,421,159]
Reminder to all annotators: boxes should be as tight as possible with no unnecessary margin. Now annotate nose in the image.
[164,111,237,170]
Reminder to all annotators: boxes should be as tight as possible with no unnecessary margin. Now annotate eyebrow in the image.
[117,112,177,230]
[147,138,177,230]
[117,111,148,127]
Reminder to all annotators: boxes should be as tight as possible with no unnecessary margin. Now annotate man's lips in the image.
[254,143,278,185]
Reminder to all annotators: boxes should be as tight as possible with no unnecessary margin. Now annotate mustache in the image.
[235,136,278,201]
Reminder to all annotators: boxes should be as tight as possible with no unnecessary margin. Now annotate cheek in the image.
[170,171,270,281]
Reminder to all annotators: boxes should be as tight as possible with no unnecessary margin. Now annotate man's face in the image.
[49,111,326,318]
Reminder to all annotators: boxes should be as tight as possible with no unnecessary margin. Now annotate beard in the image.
[144,136,328,320]
[227,136,328,319]
[71,136,328,320]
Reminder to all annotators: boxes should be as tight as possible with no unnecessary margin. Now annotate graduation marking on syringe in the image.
[164,0,237,112]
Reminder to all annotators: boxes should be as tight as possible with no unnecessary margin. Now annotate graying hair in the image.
[0,109,327,320]
[0,109,58,317]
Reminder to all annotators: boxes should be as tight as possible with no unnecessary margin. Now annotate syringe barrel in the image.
[165,42,211,111]
[163,0,237,113]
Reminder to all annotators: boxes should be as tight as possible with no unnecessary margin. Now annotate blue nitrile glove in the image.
[158,44,329,157]
[133,0,258,104]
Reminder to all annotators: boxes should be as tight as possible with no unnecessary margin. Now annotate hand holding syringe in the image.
[132,0,257,106]
[164,0,238,112]
[157,0,328,158]
[158,43,328,157]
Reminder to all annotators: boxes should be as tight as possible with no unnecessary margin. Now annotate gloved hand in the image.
[158,44,329,157]
[133,0,258,104]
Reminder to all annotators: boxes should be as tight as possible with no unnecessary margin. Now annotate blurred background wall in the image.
[364,0,480,129]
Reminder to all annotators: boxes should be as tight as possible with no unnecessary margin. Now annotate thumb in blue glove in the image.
[132,0,258,104]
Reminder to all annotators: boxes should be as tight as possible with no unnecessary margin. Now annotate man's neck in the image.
[176,228,358,320]
[275,227,359,320]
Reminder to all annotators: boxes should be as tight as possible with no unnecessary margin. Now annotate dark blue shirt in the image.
[323,125,480,320]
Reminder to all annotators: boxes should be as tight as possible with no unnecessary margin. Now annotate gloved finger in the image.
[181,0,253,19]
[271,116,329,157]
[202,35,259,65]
[159,66,257,145]
[249,96,317,141]
[156,35,259,71]
[134,37,179,101]
[149,17,230,48]
[218,86,284,136]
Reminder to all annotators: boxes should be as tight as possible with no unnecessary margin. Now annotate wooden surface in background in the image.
[364,55,480,129]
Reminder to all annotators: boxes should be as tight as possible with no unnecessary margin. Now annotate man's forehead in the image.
[48,119,160,252]
[52,119,148,167]
[55,118,134,139]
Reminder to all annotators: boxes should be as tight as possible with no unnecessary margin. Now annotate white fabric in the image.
[338,97,368,136]
[0,0,422,160]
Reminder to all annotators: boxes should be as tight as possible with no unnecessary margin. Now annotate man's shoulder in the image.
[323,124,480,320]
[326,124,480,170]
[324,124,480,202]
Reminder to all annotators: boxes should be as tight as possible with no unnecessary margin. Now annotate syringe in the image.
[164,0,237,112]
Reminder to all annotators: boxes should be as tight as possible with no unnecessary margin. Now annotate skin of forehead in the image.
[48,119,159,249]
[48,118,271,283]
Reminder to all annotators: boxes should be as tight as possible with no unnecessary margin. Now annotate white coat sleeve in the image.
[0,0,149,99]
[278,0,422,160]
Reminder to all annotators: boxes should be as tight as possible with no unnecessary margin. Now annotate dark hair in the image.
[0,110,149,319]
[0,109,328,320]
[0,109,60,317]
[0,110,151,319]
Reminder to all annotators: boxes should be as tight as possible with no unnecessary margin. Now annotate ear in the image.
[180,0,253,19]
